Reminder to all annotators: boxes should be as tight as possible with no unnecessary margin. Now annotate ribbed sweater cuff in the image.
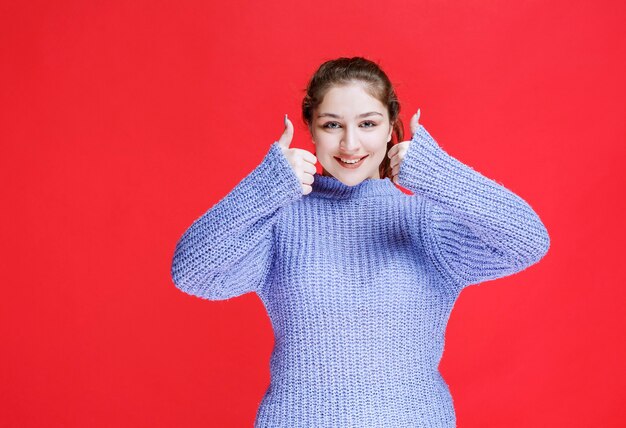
[399,125,508,219]
[243,141,303,211]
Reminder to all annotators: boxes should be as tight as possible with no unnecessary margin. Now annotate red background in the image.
[2,0,625,426]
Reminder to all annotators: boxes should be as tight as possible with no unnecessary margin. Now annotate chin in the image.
[322,158,379,186]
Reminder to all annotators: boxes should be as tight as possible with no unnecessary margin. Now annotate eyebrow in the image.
[316,112,383,119]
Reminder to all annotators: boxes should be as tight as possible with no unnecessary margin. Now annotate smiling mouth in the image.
[335,155,368,168]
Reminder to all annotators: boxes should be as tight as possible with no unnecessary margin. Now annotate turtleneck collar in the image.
[310,173,400,199]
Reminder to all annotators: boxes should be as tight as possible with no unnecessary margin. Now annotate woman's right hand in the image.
[277,114,318,195]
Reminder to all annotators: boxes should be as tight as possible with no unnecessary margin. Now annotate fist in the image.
[277,114,318,195]
[388,109,421,185]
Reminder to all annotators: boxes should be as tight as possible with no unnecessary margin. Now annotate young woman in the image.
[171,57,550,427]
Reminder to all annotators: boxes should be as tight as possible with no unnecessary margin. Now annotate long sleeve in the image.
[170,142,303,300]
[399,125,550,290]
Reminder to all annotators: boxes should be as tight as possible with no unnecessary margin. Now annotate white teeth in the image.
[340,157,363,164]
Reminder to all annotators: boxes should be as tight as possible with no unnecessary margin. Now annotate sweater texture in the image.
[171,125,550,427]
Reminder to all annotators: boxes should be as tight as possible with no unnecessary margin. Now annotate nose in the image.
[340,125,360,152]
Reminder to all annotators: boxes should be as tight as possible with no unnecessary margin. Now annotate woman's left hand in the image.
[388,108,421,185]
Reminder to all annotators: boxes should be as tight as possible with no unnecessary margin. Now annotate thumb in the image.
[277,114,294,148]
[410,108,421,135]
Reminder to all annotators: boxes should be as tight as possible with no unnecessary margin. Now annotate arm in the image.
[170,142,302,300]
[399,125,550,290]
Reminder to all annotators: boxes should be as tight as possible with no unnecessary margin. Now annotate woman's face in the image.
[311,82,393,187]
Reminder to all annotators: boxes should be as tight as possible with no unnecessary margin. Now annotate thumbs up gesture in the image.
[387,108,421,185]
[277,114,318,195]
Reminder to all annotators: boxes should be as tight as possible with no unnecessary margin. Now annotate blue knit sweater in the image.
[171,124,550,427]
